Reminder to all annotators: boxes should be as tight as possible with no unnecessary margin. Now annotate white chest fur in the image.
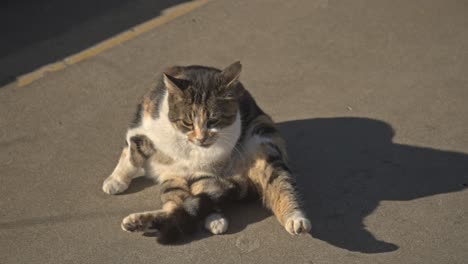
[126,91,241,179]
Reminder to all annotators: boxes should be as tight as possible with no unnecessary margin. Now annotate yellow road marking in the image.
[17,0,210,87]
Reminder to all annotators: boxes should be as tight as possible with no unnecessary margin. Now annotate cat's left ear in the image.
[221,61,242,87]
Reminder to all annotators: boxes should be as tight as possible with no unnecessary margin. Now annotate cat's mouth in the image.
[189,138,215,148]
[194,141,214,148]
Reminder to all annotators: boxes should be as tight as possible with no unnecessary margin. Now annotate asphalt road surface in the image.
[1,1,467,263]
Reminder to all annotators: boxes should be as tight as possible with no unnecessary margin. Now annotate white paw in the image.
[121,213,146,232]
[102,176,128,195]
[284,211,311,235]
[121,210,165,233]
[204,213,228,235]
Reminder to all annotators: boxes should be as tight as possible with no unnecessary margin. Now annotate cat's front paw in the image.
[204,213,228,234]
[102,177,128,195]
[284,211,311,235]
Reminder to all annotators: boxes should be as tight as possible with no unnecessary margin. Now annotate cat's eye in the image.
[181,120,193,127]
[207,119,219,128]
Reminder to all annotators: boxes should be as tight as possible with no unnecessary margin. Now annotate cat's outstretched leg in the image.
[247,139,311,235]
[121,175,218,243]
[121,177,191,234]
[102,135,154,194]
[122,174,240,242]
[121,209,167,232]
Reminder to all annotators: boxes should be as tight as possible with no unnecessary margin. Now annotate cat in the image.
[102,61,311,243]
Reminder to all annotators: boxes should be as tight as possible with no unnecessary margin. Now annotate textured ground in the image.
[1,0,467,263]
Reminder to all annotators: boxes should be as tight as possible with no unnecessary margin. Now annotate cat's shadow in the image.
[128,117,468,253]
[279,117,467,253]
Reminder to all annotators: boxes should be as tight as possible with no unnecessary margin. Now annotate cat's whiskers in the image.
[216,134,247,165]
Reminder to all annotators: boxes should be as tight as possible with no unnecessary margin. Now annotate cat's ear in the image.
[163,73,190,96]
[221,61,242,87]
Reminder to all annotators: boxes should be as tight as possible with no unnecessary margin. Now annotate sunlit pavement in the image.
[1,1,467,263]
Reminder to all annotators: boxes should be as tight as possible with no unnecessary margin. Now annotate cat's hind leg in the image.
[121,176,206,243]
[102,134,154,194]
[247,138,311,235]
[121,209,167,232]
[122,174,244,242]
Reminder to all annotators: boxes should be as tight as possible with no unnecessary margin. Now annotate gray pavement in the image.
[0,0,191,85]
[1,0,468,263]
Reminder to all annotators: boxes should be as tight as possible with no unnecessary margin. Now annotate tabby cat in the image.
[102,62,311,243]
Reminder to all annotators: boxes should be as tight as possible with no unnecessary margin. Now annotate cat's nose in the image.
[195,135,207,144]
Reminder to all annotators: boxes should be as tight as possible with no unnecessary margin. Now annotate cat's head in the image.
[164,62,243,148]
